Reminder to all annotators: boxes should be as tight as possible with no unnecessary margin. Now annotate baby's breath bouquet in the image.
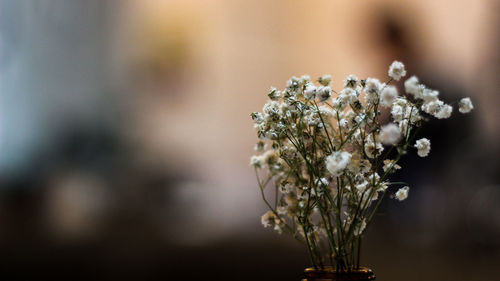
[250,61,473,271]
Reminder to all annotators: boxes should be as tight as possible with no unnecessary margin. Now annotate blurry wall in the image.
[0,0,114,177]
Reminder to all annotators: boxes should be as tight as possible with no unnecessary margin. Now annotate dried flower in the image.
[388,61,407,81]
[379,123,401,145]
[380,86,398,107]
[414,138,431,157]
[395,186,409,201]
[318,74,332,86]
[344,74,358,88]
[326,151,352,176]
[404,76,419,96]
[458,97,474,113]
[250,61,472,269]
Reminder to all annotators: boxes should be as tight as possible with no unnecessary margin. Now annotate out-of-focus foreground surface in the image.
[1,0,499,280]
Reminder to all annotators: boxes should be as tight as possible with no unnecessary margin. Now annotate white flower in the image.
[422,89,439,103]
[380,86,398,107]
[262,100,281,120]
[250,112,264,124]
[279,183,293,194]
[404,76,419,95]
[261,211,278,227]
[421,99,443,115]
[364,78,381,104]
[250,155,265,168]
[286,76,300,94]
[398,119,408,134]
[379,123,401,145]
[367,172,380,183]
[364,78,381,94]
[344,74,358,88]
[326,151,352,176]
[317,86,332,102]
[339,88,358,105]
[277,206,287,215]
[434,104,452,119]
[395,186,409,201]
[383,159,401,172]
[303,84,317,100]
[458,97,474,113]
[339,118,349,129]
[306,111,321,127]
[391,104,405,122]
[316,177,329,187]
[414,138,431,157]
[318,74,332,86]
[355,181,369,192]
[388,61,407,81]
[365,141,384,158]
[332,97,346,111]
[268,87,281,100]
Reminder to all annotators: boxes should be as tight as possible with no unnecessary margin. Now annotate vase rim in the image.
[304,266,373,273]
[303,266,375,280]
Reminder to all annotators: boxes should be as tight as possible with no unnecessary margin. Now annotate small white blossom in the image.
[365,141,384,158]
[391,104,405,122]
[250,112,264,124]
[383,159,401,172]
[364,78,381,104]
[318,74,332,86]
[339,118,349,129]
[300,75,311,84]
[458,97,474,113]
[344,74,358,88]
[379,123,401,145]
[404,76,419,96]
[368,172,380,183]
[434,104,452,119]
[317,86,332,102]
[279,183,293,194]
[262,211,281,234]
[355,181,369,192]
[268,87,281,100]
[395,186,409,201]
[380,86,398,107]
[388,61,406,81]
[421,99,443,115]
[262,100,281,120]
[422,89,439,103]
[277,206,287,215]
[303,84,317,100]
[414,138,431,157]
[398,119,408,135]
[339,88,359,104]
[364,78,381,94]
[377,181,389,192]
[326,151,352,176]
[286,76,301,95]
[250,155,265,168]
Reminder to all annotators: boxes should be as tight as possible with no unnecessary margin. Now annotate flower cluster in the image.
[250,61,473,269]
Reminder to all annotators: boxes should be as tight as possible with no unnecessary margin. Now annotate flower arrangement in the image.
[250,61,473,270]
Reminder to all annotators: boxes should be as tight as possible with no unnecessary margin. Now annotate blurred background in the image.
[0,0,499,280]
